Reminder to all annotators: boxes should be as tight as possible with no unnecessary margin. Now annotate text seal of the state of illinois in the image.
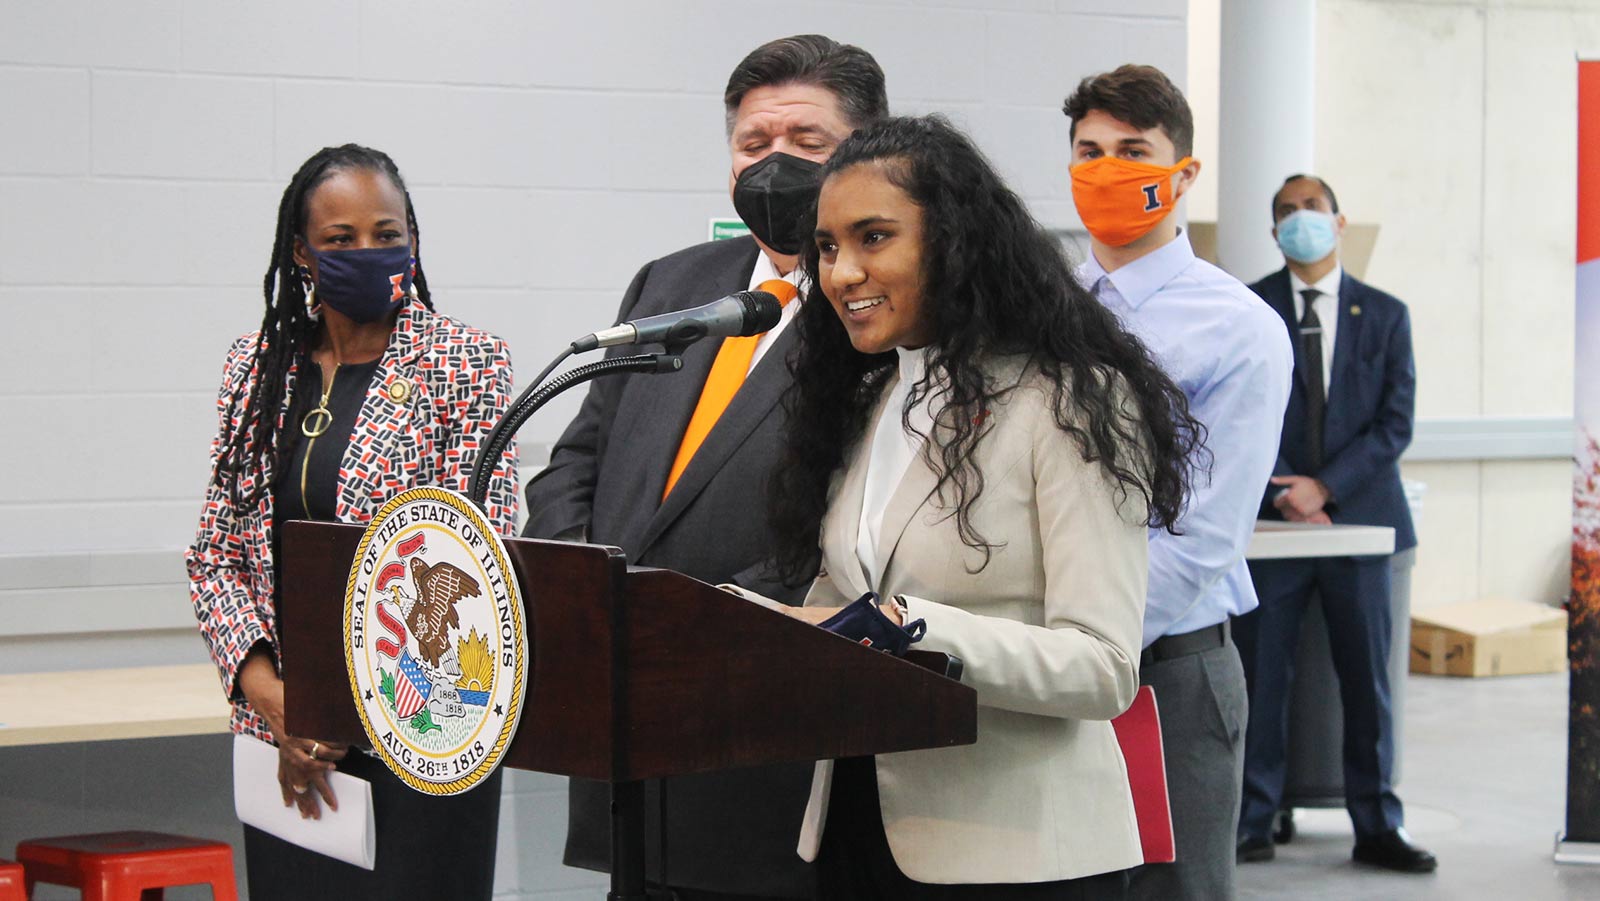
[344,486,527,795]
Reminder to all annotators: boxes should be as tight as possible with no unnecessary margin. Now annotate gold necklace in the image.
[299,360,339,519]
[300,361,339,438]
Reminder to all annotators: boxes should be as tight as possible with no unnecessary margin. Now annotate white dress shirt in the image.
[1080,233,1294,646]
[745,251,805,374]
[1289,265,1342,394]
[855,347,935,590]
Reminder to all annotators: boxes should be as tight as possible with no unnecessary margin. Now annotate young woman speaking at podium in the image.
[767,116,1202,900]
[185,145,518,899]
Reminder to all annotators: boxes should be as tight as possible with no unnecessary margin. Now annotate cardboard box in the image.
[1409,599,1567,677]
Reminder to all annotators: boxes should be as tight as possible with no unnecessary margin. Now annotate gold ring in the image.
[309,741,320,761]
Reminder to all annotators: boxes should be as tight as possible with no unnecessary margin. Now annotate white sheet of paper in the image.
[232,733,376,871]
[715,582,788,613]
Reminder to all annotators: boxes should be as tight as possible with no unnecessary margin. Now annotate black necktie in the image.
[1299,288,1325,471]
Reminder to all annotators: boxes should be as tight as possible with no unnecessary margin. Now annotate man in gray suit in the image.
[523,34,888,901]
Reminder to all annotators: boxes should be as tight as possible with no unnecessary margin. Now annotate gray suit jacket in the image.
[524,236,816,897]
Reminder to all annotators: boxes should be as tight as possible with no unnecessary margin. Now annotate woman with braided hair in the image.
[186,144,517,898]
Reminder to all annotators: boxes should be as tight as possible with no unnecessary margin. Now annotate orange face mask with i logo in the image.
[1070,155,1193,247]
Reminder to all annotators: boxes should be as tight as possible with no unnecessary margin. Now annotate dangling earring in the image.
[299,265,321,320]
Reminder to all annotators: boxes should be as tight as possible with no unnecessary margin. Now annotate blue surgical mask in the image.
[306,245,414,323]
[1275,209,1339,264]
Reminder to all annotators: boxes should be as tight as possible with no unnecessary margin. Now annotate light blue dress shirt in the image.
[1079,234,1293,648]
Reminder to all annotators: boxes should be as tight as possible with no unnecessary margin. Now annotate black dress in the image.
[244,356,502,901]
[815,758,1129,900]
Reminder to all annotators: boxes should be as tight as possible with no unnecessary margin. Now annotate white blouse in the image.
[854,347,936,590]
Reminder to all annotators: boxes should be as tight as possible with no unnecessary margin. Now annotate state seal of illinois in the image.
[344,487,527,795]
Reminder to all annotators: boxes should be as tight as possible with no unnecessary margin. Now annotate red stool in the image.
[16,831,237,901]
[0,858,25,901]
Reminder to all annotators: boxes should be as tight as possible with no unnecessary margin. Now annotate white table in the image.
[0,663,230,747]
[1243,519,1409,806]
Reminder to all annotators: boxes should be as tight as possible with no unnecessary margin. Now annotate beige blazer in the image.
[796,361,1148,885]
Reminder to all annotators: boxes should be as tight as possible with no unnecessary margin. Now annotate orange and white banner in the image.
[1566,57,1600,844]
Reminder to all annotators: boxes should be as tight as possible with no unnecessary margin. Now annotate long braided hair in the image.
[771,115,1204,582]
[212,144,434,508]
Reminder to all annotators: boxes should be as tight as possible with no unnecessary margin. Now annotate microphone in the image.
[571,290,783,353]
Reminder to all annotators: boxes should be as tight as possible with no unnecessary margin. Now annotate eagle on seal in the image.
[407,557,481,667]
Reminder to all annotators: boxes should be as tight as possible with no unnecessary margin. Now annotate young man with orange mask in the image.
[1064,65,1293,901]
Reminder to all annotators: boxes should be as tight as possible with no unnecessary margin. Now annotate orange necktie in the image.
[662,278,799,499]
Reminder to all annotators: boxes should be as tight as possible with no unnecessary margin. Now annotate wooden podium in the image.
[279,521,977,899]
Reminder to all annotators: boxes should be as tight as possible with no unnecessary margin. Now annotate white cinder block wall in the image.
[0,2,1188,898]
[1185,0,1600,612]
[0,0,1188,555]
[1311,0,1598,611]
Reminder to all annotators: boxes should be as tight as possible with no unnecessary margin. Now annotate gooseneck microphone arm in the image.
[467,350,682,509]
[466,289,783,510]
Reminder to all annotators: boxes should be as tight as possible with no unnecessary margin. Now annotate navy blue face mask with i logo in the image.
[307,245,415,323]
[818,592,927,656]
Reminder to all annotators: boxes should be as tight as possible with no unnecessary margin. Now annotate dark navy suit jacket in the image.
[1248,267,1417,552]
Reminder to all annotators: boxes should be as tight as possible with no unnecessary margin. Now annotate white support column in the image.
[1216,0,1317,281]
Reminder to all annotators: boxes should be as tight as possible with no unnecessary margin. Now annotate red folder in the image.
[1111,684,1176,864]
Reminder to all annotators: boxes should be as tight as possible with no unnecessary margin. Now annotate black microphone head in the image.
[734,290,784,336]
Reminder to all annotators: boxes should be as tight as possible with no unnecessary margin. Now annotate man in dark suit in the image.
[1234,174,1436,873]
[523,35,888,901]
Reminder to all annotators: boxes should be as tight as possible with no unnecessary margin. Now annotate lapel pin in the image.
[387,380,412,403]
[1350,305,1362,317]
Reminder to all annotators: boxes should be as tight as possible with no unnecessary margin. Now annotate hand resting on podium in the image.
[718,584,923,657]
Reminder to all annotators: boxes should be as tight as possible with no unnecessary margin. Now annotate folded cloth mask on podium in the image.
[820,592,927,657]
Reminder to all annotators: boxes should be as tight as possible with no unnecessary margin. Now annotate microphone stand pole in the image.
[465,341,690,901]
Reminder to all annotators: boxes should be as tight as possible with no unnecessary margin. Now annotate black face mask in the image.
[732,151,823,256]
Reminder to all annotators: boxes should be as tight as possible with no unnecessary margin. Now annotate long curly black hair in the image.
[770,115,1204,582]
[212,144,434,508]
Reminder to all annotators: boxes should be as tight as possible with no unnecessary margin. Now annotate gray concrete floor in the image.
[1237,671,1600,900]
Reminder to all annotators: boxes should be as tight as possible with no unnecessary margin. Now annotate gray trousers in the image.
[1126,640,1249,901]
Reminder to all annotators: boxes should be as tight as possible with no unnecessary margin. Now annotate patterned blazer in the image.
[185,299,519,740]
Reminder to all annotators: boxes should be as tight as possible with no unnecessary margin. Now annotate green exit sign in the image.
[709,218,750,241]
